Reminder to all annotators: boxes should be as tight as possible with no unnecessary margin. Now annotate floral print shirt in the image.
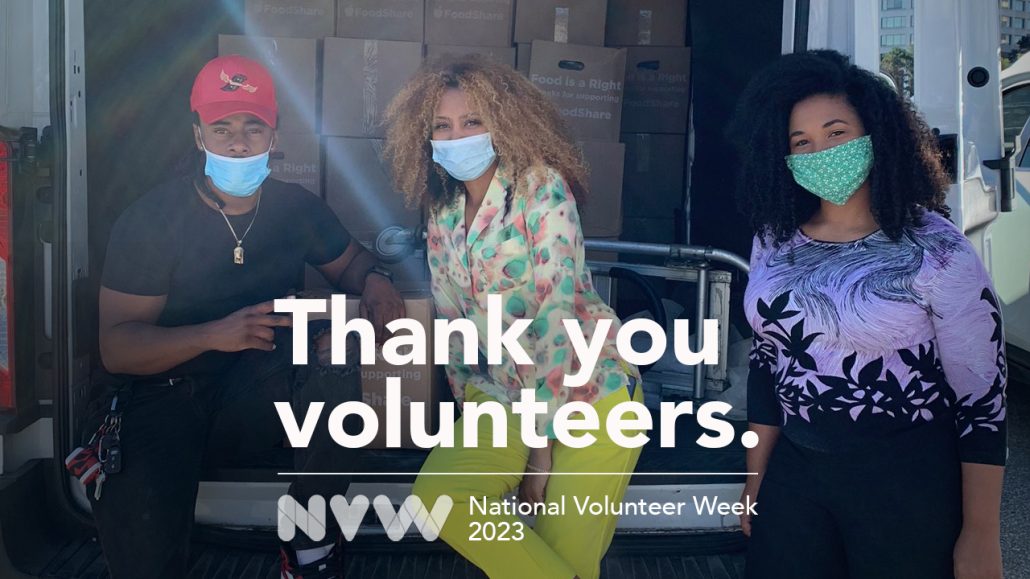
[745,211,1007,465]
[426,163,640,438]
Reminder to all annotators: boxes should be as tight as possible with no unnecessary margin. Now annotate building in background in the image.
[879,0,913,54]
[878,0,914,95]
[878,1,1030,62]
[1001,0,1030,58]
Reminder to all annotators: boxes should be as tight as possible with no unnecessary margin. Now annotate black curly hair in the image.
[727,49,950,245]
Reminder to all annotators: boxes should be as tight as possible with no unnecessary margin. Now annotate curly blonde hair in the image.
[383,54,589,210]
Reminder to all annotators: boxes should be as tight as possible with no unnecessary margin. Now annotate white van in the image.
[0,1,1025,577]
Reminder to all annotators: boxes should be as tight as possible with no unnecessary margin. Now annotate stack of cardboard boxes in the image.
[517,1,625,245]
[515,0,690,249]
[218,0,690,446]
[610,0,691,247]
[228,0,690,261]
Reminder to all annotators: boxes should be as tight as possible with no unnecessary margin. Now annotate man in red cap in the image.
[82,54,404,578]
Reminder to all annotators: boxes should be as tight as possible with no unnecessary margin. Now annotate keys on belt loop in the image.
[99,393,123,476]
[93,471,107,500]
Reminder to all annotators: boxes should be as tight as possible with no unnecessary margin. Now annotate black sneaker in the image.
[279,540,343,579]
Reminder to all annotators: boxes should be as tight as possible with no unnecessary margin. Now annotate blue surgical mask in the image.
[431,132,497,181]
[202,141,272,197]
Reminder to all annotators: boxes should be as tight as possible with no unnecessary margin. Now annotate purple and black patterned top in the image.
[745,211,1007,465]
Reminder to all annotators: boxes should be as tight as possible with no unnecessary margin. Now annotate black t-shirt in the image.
[101,176,351,377]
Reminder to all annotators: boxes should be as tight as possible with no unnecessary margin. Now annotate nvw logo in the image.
[278,495,454,542]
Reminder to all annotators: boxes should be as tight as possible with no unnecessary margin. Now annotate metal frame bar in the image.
[583,239,750,275]
[584,240,749,400]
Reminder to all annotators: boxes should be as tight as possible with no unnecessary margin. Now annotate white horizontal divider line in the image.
[277,472,757,476]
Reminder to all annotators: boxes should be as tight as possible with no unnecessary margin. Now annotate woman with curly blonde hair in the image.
[385,55,642,579]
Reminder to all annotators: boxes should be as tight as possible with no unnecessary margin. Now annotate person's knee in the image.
[297,330,363,404]
[310,330,363,369]
[412,473,448,506]
[313,330,333,367]
[412,475,471,545]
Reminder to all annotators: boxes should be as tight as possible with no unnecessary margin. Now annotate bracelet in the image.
[364,264,394,283]
[525,462,550,474]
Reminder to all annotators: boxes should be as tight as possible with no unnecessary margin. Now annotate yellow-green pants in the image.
[413,383,645,579]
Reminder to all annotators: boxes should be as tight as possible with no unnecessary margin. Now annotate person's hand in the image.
[739,478,761,537]
[202,301,292,352]
[518,447,553,505]
[359,274,406,341]
[954,523,1003,579]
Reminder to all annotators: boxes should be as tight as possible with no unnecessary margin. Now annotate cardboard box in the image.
[218,35,319,135]
[245,0,336,38]
[579,140,625,237]
[270,133,322,196]
[529,41,626,141]
[605,0,686,47]
[425,44,517,67]
[335,0,425,42]
[321,38,423,137]
[618,46,692,132]
[621,132,685,218]
[425,0,515,47]
[516,42,531,75]
[324,136,422,245]
[622,47,690,133]
[514,0,607,46]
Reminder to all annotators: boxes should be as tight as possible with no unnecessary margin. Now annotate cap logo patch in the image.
[219,69,258,93]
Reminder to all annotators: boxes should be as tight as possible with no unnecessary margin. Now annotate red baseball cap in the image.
[190,55,278,128]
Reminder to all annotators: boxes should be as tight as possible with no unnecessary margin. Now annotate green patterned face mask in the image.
[785,134,874,205]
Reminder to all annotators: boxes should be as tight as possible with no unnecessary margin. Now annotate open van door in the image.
[911,0,1004,235]
[915,0,1030,365]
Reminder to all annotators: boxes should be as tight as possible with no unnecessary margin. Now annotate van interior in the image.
[1,1,795,576]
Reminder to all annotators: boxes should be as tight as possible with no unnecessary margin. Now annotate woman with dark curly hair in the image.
[730,50,1006,579]
[383,54,642,579]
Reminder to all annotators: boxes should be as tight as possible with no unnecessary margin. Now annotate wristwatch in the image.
[364,264,394,283]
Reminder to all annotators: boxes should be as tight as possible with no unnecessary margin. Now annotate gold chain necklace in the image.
[195,182,262,265]
[219,193,261,265]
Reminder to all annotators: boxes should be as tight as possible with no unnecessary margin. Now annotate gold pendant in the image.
[234,244,244,265]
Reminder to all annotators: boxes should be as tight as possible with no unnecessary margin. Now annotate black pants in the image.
[84,327,361,579]
[746,425,963,579]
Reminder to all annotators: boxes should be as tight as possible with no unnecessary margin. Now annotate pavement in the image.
[1001,361,1029,578]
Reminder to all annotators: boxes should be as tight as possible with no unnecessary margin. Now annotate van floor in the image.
[36,533,746,579]
[29,406,749,578]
